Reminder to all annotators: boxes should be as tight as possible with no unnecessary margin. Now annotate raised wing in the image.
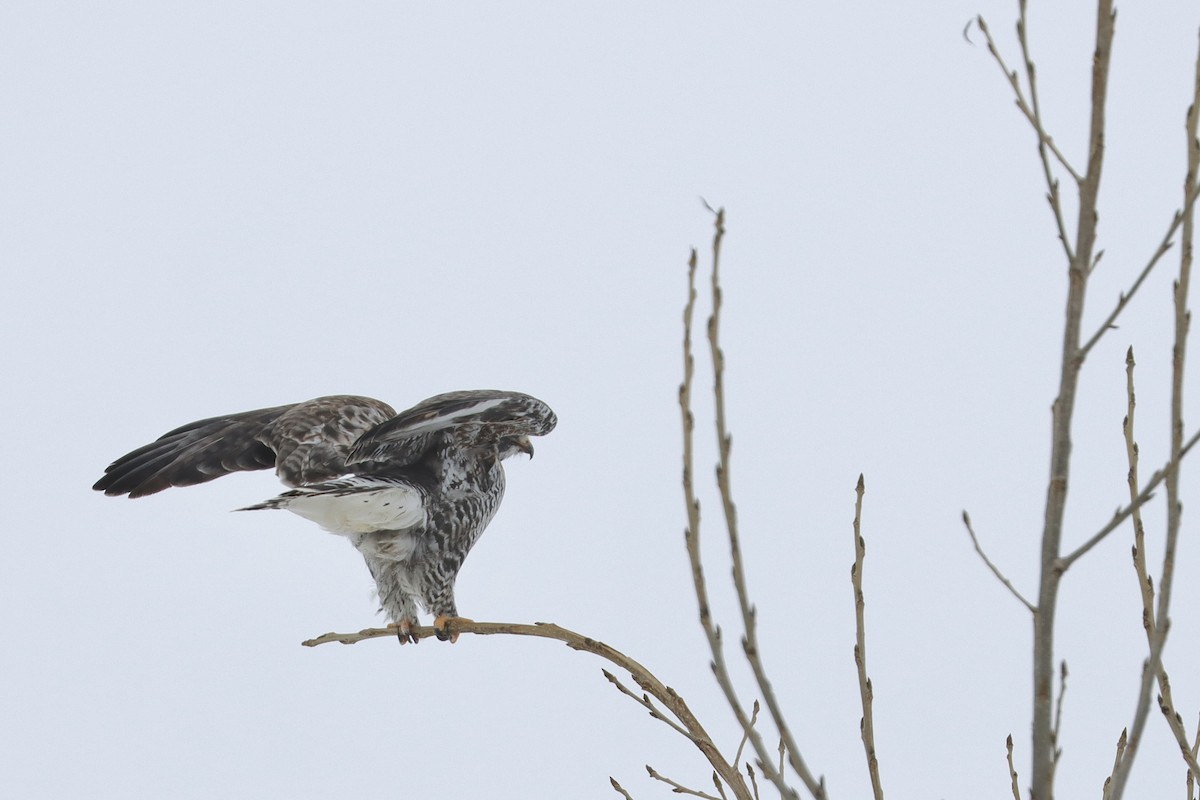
[93,395,395,498]
[347,390,557,467]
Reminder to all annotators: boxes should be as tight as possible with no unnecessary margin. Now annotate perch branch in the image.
[304,619,746,795]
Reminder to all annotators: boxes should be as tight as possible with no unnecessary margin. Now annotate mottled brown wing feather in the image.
[347,390,557,467]
[93,395,395,498]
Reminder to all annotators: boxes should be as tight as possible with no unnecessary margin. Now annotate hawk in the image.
[93,390,557,642]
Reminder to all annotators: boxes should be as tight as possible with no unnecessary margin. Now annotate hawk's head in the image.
[499,435,535,460]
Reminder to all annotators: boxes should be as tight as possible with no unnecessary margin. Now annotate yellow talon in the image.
[433,615,475,643]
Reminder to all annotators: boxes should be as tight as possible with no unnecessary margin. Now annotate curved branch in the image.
[304,620,747,795]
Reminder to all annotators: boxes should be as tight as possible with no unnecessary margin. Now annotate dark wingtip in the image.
[93,474,167,499]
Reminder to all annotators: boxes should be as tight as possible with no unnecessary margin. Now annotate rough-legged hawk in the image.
[93,390,557,642]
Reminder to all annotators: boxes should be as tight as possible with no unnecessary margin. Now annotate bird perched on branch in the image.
[93,390,557,643]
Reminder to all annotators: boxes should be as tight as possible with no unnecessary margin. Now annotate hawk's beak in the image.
[515,436,534,458]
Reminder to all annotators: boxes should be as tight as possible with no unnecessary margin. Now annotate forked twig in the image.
[680,215,803,800]
[975,13,1078,262]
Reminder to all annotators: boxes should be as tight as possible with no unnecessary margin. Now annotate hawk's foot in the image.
[433,615,475,643]
[387,618,420,645]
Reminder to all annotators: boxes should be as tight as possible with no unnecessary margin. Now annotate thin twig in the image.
[611,777,636,800]
[734,701,760,771]
[1110,38,1200,798]
[1155,672,1200,780]
[962,510,1036,612]
[713,772,730,800]
[851,474,884,799]
[646,765,722,800]
[1109,344,1162,792]
[1124,347,1156,628]
[1101,729,1129,800]
[703,207,823,797]
[304,619,745,794]
[1079,212,1184,358]
[1006,735,1022,800]
[1188,714,1200,800]
[1048,661,1067,789]
[603,668,692,739]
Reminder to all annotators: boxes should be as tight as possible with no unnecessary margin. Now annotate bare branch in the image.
[851,474,884,800]
[680,236,775,800]
[975,14,1078,261]
[1101,729,1129,800]
[1155,673,1200,781]
[1006,735,1022,800]
[680,215,801,800]
[1123,347,1156,627]
[1106,40,1200,797]
[1022,1,1116,794]
[703,208,823,798]
[1055,422,1200,570]
[962,510,1036,612]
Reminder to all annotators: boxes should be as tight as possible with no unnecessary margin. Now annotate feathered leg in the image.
[362,553,421,644]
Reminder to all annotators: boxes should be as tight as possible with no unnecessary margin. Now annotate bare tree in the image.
[971,3,1200,798]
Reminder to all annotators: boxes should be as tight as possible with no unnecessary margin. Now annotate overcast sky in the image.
[4,1,1200,798]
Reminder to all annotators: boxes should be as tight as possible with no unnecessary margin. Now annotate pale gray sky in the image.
[3,1,1200,797]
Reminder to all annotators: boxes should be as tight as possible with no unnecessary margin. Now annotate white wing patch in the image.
[242,478,426,536]
[396,397,508,437]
